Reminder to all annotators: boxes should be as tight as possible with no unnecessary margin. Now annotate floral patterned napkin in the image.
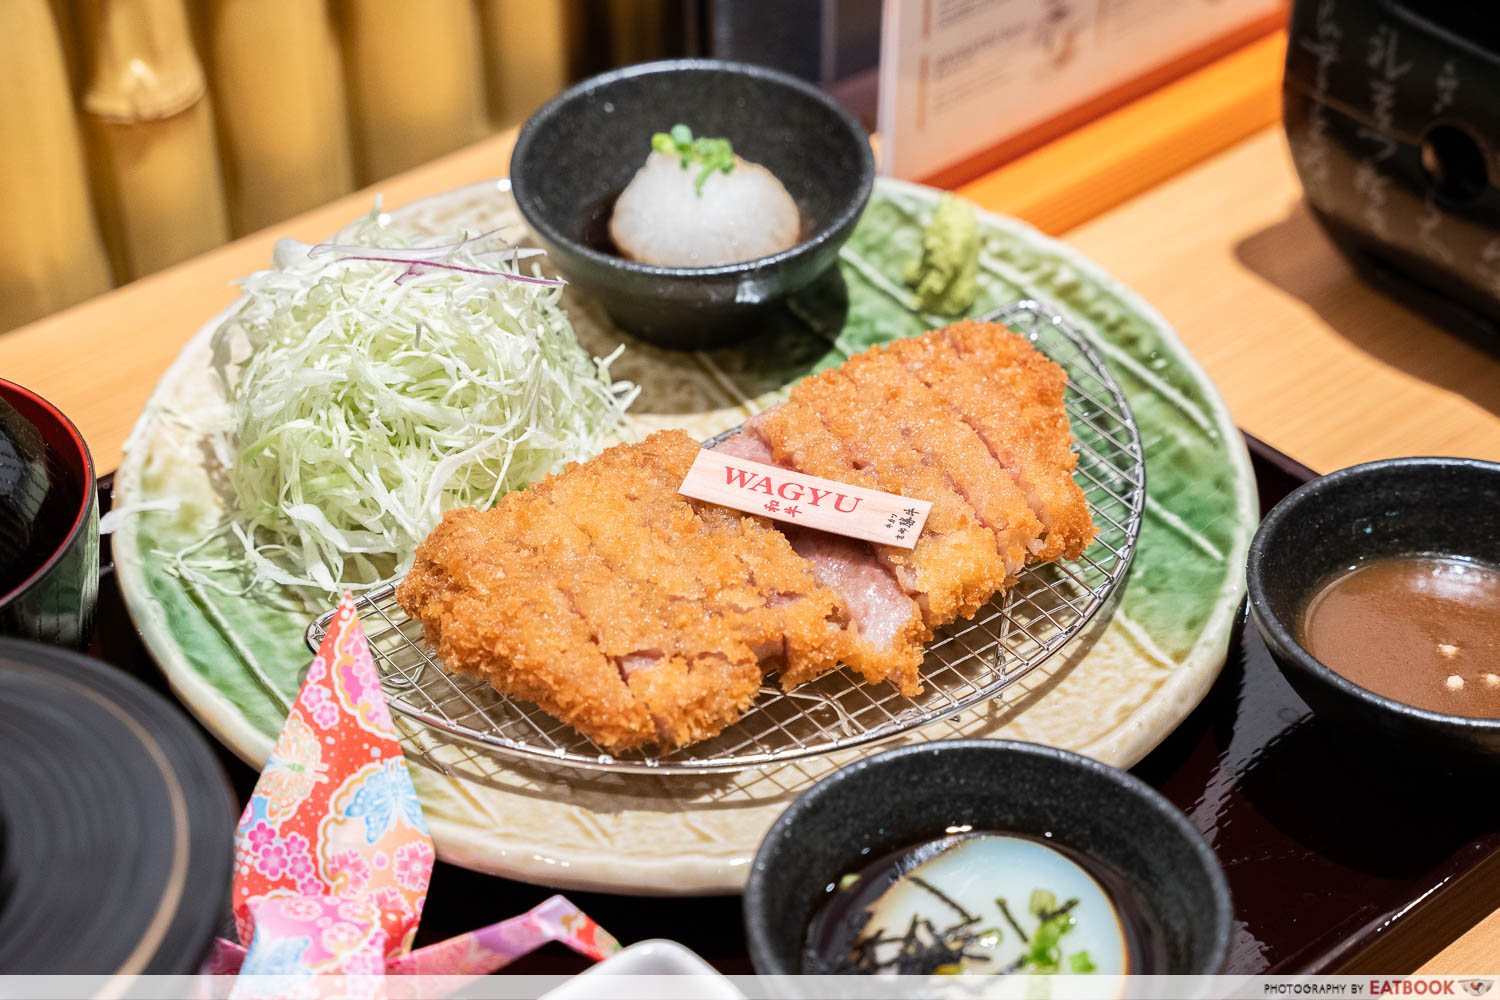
[209,595,619,989]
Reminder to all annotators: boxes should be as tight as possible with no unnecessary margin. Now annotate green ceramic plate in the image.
[112,177,1256,893]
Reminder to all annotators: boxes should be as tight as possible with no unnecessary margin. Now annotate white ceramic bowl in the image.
[540,940,742,1000]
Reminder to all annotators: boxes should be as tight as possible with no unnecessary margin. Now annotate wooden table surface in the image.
[1066,127,1500,475]
[2,43,1496,972]
[1419,908,1500,975]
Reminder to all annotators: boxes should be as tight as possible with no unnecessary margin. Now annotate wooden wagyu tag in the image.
[678,448,932,549]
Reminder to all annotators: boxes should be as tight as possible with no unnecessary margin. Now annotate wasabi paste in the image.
[905,193,980,315]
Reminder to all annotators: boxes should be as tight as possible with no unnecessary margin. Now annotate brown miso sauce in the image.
[1298,554,1500,718]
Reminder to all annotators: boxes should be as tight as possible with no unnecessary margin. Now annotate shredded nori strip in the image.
[997,898,1030,944]
[824,872,1089,975]
[909,875,978,923]
[1036,898,1080,924]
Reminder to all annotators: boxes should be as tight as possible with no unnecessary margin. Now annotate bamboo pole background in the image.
[1,0,591,333]
[0,0,113,331]
[79,0,231,281]
[207,0,355,236]
[337,0,490,184]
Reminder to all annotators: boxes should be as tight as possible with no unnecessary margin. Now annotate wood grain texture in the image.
[1064,127,1500,474]
[1418,907,1500,973]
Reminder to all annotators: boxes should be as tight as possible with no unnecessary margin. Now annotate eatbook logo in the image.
[1462,982,1493,997]
[678,448,932,549]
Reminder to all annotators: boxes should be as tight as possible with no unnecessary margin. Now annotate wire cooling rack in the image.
[307,300,1145,774]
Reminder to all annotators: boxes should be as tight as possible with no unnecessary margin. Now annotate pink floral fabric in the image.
[220,596,618,994]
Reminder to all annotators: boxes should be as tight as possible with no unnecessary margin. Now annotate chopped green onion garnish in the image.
[1069,951,1097,973]
[1030,918,1064,968]
[649,123,736,195]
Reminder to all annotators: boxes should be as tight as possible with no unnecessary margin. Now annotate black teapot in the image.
[1284,1,1500,345]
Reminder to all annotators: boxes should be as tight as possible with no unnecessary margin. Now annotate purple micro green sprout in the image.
[310,227,565,287]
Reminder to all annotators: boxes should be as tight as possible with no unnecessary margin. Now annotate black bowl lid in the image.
[1247,455,1500,734]
[0,640,235,973]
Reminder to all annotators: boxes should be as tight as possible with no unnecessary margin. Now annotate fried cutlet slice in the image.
[711,432,929,696]
[887,321,1096,561]
[516,473,766,749]
[750,400,992,629]
[838,350,1045,577]
[397,501,658,749]
[399,323,1096,749]
[400,467,764,750]
[633,432,853,684]
[539,431,849,692]
[535,440,774,648]
[784,370,1011,621]
[399,432,856,749]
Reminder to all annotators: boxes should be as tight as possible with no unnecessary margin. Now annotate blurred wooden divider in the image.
[339,0,490,184]
[79,0,230,282]
[479,0,574,127]
[208,0,354,235]
[0,1,1280,333]
[0,0,114,332]
[0,0,584,333]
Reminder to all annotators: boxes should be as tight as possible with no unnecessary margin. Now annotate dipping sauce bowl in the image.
[1247,456,1500,762]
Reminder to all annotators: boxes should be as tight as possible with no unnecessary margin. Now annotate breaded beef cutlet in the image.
[885,321,1096,561]
[398,320,1097,750]
[711,432,929,696]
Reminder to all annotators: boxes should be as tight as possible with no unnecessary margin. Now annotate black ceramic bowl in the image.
[744,740,1231,976]
[510,58,875,350]
[1247,456,1500,762]
[0,380,98,649]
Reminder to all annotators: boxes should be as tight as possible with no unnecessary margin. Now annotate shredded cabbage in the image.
[204,203,637,596]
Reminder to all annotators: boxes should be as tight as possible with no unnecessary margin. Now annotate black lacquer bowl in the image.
[0,379,98,649]
[1248,456,1500,762]
[510,58,874,350]
[743,740,1232,976]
